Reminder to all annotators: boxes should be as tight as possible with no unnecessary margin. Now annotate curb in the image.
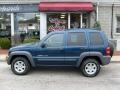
[0,55,7,62]
[0,60,6,62]
[111,61,120,63]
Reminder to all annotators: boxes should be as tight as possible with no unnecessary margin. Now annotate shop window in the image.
[16,13,40,44]
[0,13,11,38]
[116,16,120,33]
[47,13,68,33]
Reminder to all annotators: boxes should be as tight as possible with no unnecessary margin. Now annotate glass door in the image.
[82,13,90,28]
[70,13,80,29]
[69,13,90,29]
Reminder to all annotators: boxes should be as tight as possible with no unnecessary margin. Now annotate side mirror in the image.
[41,43,46,48]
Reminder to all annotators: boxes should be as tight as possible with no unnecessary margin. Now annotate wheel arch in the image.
[8,51,35,67]
[76,52,103,67]
[80,56,102,67]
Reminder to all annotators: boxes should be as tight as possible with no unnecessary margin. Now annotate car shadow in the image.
[29,67,82,76]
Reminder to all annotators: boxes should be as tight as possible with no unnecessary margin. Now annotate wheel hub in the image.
[85,63,97,75]
[14,61,26,73]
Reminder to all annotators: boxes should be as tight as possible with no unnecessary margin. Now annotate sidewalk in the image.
[0,54,7,62]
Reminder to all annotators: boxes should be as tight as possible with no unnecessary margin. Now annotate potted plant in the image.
[93,21,101,30]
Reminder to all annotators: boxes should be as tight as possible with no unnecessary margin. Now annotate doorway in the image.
[70,13,90,29]
[70,13,80,28]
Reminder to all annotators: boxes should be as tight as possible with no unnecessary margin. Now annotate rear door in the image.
[64,31,89,66]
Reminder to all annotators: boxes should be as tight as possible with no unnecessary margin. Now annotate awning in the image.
[38,2,94,12]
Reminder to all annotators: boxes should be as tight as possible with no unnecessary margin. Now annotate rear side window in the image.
[89,32,104,45]
[67,32,86,46]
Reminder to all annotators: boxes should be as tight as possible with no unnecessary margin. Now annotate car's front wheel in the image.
[11,57,31,75]
[80,58,100,77]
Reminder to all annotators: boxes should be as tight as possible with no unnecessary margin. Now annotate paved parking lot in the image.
[0,62,120,90]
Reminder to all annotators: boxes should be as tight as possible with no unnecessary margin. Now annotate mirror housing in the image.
[41,43,46,48]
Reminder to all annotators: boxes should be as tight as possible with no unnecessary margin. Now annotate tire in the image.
[11,57,31,75]
[80,58,100,77]
[109,41,114,57]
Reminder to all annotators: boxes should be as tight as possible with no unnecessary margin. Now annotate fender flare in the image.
[76,52,103,67]
[8,51,35,67]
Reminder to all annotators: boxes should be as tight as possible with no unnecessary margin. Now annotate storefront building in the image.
[0,4,40,46]
[38,2,95,39]
[0,0,120,50]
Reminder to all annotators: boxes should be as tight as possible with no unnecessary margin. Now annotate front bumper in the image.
[101,56,111,65]
[6,55,11,65]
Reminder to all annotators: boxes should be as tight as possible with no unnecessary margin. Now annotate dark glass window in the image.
[67,32,86,46]
[0,13,11,38]
[116,16,120,33]
[45,33,64,47]
[89,32,104,45]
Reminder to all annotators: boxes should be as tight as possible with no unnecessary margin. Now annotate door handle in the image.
[81,47,87,49]
[58,48,64,50]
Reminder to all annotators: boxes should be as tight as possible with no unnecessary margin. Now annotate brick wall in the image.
[98,6,112,38]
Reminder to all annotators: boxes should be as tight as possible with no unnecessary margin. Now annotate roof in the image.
[50,28,103,34]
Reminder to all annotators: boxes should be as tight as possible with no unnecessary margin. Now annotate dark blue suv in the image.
[7,29,113,77]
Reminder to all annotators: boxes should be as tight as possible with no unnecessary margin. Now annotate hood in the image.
[9,42,39,52]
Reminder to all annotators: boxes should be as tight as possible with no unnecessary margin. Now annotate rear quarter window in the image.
[89,32,104,45]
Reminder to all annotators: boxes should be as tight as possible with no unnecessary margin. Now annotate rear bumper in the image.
[101,56,111,65]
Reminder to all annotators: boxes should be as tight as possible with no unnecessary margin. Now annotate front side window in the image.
[44,33,64,47]
[67,32,86,46]
[89,32,104,45]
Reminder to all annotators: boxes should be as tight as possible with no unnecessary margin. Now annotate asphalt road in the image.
[0,62,120,90]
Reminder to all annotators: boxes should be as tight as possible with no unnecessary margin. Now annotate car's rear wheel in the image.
[80,58,100,77]
[11,57,31,75]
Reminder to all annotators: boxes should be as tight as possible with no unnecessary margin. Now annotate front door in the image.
[35,33,65,66]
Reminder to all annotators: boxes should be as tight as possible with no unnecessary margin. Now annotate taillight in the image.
[105,47,110,56]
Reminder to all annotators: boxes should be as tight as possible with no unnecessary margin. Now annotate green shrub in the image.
[93,21,101,30]
[0,38,11,49]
